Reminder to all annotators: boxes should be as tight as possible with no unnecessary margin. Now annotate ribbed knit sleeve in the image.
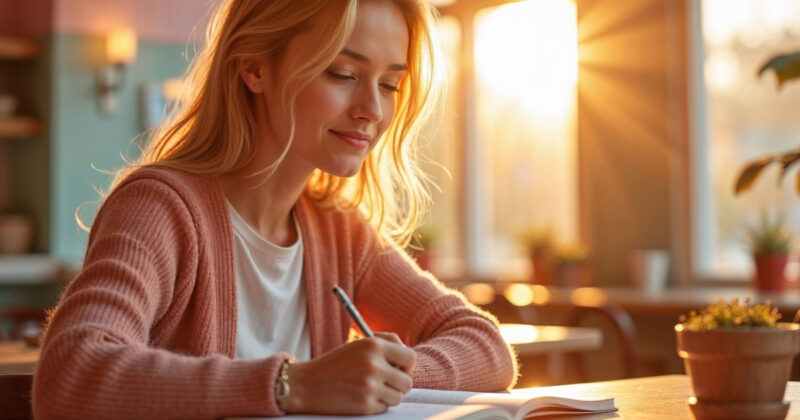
[353,240,518,392]
[32,177,287,420]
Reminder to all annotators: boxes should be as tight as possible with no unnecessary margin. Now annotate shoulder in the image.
[116,166,216,199]
[93,166,225,236]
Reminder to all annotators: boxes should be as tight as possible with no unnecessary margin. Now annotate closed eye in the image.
[381,83,400,92]
[327,71,356,81]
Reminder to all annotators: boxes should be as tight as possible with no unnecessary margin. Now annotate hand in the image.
[281,334,416,415]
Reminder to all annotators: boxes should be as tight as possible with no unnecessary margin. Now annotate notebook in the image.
[228,388,617,420]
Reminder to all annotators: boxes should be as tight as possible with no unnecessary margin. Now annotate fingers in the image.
[287,339,414,416]
[379,338,416,375]
[382,360,413,393]
[376,383,405,407]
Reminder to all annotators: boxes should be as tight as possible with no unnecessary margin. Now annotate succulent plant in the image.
[679,298,781,331]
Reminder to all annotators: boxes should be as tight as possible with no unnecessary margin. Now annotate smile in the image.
[330,130,372,150]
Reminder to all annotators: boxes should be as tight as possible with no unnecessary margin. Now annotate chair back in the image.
[565,302,637,380]
[0,373,33,420]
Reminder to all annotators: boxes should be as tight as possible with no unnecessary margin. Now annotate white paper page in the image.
[403,389,524,416]
[227,402,502,420]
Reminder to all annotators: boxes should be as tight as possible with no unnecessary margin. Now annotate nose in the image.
[350,83,383,123]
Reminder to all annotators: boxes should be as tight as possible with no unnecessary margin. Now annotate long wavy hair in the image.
[95,0,445,248]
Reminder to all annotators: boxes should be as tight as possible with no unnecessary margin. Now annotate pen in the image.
[332,285,375,338]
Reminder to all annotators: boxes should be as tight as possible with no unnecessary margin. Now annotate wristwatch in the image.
[274,357,295,409]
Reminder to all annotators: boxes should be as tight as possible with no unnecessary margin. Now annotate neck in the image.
[219,127,313,247]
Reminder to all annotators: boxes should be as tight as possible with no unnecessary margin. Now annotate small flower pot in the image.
[0,214,35,254]
[675,322,800,420]
[529,256,552,286]
[753,253,789,292]
[555,264,584,288]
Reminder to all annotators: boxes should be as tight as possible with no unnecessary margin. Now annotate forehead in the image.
[344,0,409,66]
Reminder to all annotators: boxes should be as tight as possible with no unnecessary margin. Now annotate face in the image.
[260,0,409,178]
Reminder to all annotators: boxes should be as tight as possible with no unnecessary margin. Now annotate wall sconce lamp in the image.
[97,28,137,116]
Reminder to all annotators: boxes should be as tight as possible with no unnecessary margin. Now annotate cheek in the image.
[296,84,348,125]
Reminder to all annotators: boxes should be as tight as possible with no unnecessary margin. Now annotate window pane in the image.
[473,0,579,276]
[699,0,800,277]
[421,16,463,275]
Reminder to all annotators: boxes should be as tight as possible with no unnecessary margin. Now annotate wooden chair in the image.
[564,302,637,381]
[0,373,34,420]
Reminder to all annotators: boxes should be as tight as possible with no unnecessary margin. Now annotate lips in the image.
[330,130,373,150]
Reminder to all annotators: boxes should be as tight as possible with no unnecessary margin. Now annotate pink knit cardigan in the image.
[32,167,517,420]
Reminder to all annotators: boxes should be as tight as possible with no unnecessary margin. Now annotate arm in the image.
[32,178,285,420]
[355,247,518,391]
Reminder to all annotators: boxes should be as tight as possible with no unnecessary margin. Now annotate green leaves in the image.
[745,211,792,255]
[758,51,800,89]
[734,156,777,194]
[734,147,800,195]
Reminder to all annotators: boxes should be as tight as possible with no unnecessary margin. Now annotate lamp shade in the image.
[106,28,137,64]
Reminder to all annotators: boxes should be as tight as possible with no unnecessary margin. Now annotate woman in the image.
[32,0,516,418]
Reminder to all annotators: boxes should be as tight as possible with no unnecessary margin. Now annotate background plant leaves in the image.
[734,156,776,194]
[758,51,800,89]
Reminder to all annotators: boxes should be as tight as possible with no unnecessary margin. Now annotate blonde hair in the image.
[99,0,445,248]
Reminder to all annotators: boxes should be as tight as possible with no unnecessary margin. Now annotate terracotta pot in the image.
[555,264,584,288]
[0,214,35,254]
[676,322,800,419]
[529,256,552,286]
[754,254,789,292]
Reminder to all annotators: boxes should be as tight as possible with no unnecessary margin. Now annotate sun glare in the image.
[474,0,578,119]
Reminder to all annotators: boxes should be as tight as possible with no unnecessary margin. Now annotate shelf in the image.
[0,117,44,139]
[0,37,42,61]
[0,255,62,285]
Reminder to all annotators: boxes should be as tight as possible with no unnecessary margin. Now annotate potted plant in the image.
[552,242,588,288]
[745,212,793,292]
[518,226,556,285]
[676,298,800,420]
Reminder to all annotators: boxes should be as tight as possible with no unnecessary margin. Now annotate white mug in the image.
[629,249,670,294]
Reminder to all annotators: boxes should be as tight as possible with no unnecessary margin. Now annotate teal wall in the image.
[49,33,190,264]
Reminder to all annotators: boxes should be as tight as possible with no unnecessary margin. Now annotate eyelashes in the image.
[326,71,400,93]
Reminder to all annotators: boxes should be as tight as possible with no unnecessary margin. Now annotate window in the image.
[693,0,800,279]
[425,0,579,279]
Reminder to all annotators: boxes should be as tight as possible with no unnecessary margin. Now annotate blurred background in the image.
[1,0,800,387]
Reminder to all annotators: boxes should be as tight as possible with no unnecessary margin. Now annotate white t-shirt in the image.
[227,201,311,362]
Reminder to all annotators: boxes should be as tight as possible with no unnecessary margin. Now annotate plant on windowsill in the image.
[518,226,556,286]
[745,212,793,292]
[552,242,589,288]
[734,51,800,194]
[675,298,800,420]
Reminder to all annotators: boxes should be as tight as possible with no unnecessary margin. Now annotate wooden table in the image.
[500,324,601,383]
[512,374,800,419]
[0,340,38,374]
[499,324,602,356]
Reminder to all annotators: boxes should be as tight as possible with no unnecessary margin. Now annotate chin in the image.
[321,162,363,178]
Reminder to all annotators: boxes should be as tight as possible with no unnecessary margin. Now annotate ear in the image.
[238,56,268,94]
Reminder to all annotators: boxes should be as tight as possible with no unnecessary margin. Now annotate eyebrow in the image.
[341,48,408,72]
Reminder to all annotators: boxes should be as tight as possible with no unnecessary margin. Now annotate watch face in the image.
[275,381,290,399]
[275,360,292,400]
